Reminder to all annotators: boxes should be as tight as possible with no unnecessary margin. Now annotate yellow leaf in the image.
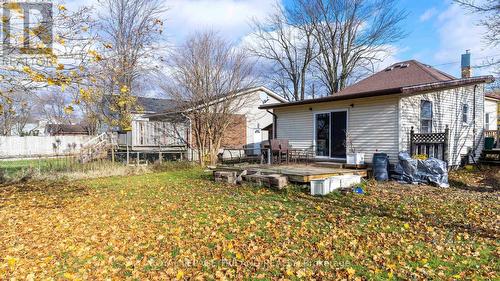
[56,64,64,71]
[6,256,17,268]
[64,106,74,114]
[120,85,129,93]
[403,223,410,229]
[176,270,184,280]
[58,5,67,11]
[347,267,356,277]
[235,252,243,260]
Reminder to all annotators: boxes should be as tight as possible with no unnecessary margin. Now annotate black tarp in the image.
[392,152,449,187]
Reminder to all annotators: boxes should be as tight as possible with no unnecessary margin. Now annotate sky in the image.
[67,0,500,78]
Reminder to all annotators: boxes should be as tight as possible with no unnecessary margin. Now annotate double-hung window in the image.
[420,100,433,133]
[462,104,469,123]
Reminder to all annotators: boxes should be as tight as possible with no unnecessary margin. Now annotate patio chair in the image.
[270,139,289,164]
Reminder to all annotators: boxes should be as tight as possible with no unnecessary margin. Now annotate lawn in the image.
[0,168,498,280]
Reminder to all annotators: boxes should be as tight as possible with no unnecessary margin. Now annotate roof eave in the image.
[401,76,495,94]
[260,76,495,110]
[259,87,403,109]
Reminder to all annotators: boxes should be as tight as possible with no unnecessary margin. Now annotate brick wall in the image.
[220,114,247,148]
[190,114,247,149]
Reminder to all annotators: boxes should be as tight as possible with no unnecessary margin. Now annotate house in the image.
[259,59,494,167]
[45,124,91,136]
[485,92,499,131]
[117,87,287,160]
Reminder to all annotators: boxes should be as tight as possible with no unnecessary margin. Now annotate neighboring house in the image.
[45,124,91,136]
[485,92,499,131]
[10,118,45,136]
[260,59,494,167]
[118,87,287,158]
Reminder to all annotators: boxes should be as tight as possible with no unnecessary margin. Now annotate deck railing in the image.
[409,126,449,162]
[484,129,499,148]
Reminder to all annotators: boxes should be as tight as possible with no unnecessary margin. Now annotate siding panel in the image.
[275,95,400,163]
[399,86,485,166]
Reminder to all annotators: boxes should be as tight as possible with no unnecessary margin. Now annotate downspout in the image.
[266,109,277,139]
[472,84,477,158]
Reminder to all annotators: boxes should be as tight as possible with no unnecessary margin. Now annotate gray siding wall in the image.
[399,85,485,166]
[274,95,400,163]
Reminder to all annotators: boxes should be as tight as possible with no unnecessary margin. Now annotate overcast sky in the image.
[66,0,499,78]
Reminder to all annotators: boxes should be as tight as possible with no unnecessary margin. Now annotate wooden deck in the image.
[215,163,368,183]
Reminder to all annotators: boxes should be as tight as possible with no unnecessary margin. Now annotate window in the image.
[462,104,469,123]
[485,113,490,129]
[420,100,433,133]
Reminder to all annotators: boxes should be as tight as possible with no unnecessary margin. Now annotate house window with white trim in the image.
[420,100,432,133]
[462,104,469,123]
[485,113,490,129]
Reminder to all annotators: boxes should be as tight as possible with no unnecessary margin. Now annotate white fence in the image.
[0,135,93,159]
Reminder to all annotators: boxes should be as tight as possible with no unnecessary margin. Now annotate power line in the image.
[431,53,500,67]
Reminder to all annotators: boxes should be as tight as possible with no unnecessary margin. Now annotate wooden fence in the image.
[409,126,449,162]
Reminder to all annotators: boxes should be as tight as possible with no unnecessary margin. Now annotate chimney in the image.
[461,50,471,78]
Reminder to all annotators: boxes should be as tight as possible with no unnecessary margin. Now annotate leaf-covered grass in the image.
[0,168,498,280]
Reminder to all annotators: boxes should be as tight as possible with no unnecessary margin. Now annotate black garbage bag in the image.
[393,152,420,183]
[392,152,449,187]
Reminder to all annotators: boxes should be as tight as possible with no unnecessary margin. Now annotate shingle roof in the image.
[338,60,456,96]
[135,96,178,113]
[485,92,500,100]
[45,124,89,135]
[260,60,494,110]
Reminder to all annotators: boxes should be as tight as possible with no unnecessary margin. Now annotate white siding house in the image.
[484,94,499,131]
[275,95,400,161]
[261,60,494,167]
[129,87,286,153]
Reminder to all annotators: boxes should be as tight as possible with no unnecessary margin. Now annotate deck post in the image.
[497,128,500,148]
[136,152,139,165]
[267,148,271,165]
[444,125,449,165]
[409,126,414,156]
[126,146,130,165]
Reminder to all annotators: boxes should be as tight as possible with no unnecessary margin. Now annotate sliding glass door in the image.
[315,113,330,156]
[315,111,347,159]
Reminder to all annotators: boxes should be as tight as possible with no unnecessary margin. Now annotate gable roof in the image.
[146,86,286,117]
[260,60,494,110]
[338,60,456,96]
[45,124,90,135]
[135,96,177,113]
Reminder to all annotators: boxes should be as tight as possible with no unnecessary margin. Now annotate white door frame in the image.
[312,108,349,160]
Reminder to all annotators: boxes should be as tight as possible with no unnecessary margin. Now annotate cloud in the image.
[419,7,437,22]
[434,4,500,76]
[166,0,277,43]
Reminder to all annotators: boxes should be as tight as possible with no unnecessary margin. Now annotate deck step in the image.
[478,160,500,166]
[313,162,345,169]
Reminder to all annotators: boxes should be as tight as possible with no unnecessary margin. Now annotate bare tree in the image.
[36,91,76,125]
[0,92,32,136]
[165,31,255,165]
[454,0,499,46]
[95,0,167,130]
[248,3,318,101]
[301,0,407,94]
